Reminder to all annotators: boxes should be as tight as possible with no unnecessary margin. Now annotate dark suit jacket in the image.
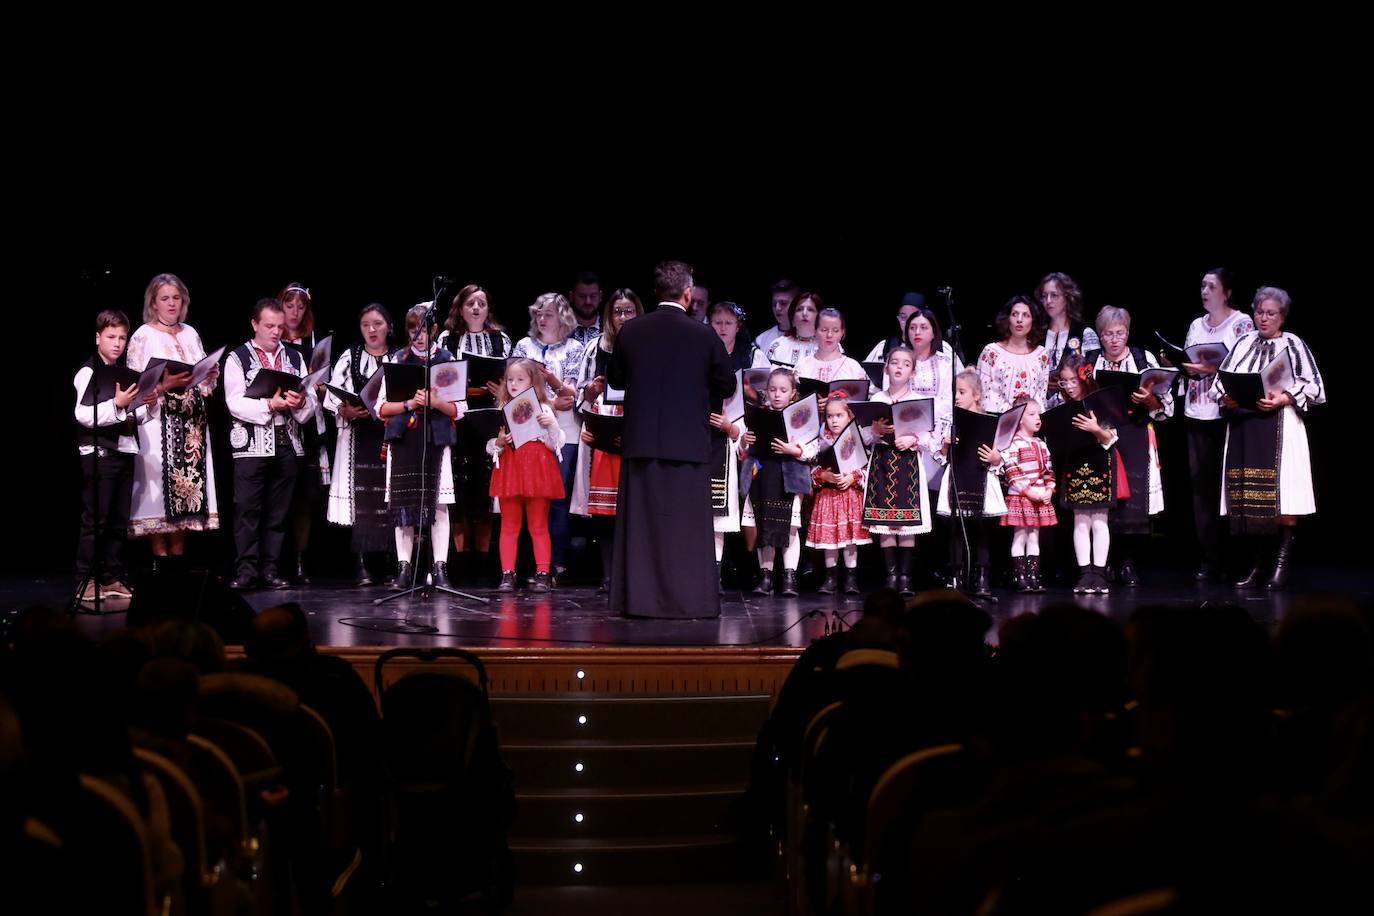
[608,303,736,463]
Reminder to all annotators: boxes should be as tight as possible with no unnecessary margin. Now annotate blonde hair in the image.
[496,358,551,408]
[1094,305,1132,338]
[142,273,190,326]
[955,368,982,402]
[527,292,576,342]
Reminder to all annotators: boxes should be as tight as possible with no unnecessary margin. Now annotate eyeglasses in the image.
[1101,329,1129,340]
[612,308,638,318]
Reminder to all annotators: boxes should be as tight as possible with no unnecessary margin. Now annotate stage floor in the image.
[8,566,1370,650]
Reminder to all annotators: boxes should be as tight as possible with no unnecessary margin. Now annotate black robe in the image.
[607,304,736,618]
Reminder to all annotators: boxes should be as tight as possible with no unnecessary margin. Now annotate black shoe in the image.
[971,566,993,598]
[717,562,724,596]
[392,562,413,590]
[354,555,374,588]
[433,561,450,588]
[530,571,552,593]
[263,572,291,590]
[599,578,610,593]
[753,569,773,596]
[779,570,799,597]
[1073,565,1093,594]
[1234,564,1265,589]
[230,572,257,591]
[817,567,838,595]
[1119,560,1139,588]
[295,557,310,586]
[497,571,517,592]
[1092,565,1111,595]
[1195,562,1215,581]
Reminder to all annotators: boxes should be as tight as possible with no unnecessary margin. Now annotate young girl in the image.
[1054,355,1120,595]
[740,368,820,597]
[488,358,566,592]
[862,346,933,596]
[765,292,824,367]
[377,305,465,589]
[326,303,397,586]
[999,396,1056,592]
[437,284,512,584]
[572,289,644,590]
[806,396,870,595]
[935,369,1006,598]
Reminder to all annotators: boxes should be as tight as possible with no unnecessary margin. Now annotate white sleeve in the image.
[225,354,274,426]
[324,352,351,415]
[864,340,885,363]
[542,405,566,454]
[73,367,126,428]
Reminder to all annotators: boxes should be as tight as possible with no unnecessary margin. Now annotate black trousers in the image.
[76,449,134,582]
[1186,418,1228,568]
[233,436,299,579]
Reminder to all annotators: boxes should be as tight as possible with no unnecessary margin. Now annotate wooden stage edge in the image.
[227,644,806,698]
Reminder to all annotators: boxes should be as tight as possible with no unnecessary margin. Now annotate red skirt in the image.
[588,449,621,516]
[489,441,565,500]
[1001,494,1058,527]
[806,486,871,548]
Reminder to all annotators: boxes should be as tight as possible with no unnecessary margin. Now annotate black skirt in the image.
[349,420,393,552]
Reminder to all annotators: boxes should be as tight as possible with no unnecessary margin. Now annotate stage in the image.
[8,566,1367,654]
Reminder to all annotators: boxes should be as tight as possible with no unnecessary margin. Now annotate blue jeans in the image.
[549,442,578,570]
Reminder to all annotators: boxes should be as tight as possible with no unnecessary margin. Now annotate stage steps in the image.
[492,693,770,886]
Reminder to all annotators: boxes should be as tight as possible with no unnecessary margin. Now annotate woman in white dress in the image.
[1213,286,1324,591]
[125,273,220,561]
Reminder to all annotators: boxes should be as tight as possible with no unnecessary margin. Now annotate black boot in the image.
[898,548,915,597]
[433,561,451,588]
[717,561,724,596]
[779,569,799,597]
[391,561,413,591]
[971,566,992,598]
[354,554,374,587]
[1118,559,1139,588]
[1026,556,1046,593]
[841,566,861,596]
[753,568,773,596]
[530,570,552,593]
[1013,556,1031,593]
[497,570,517,592]
[295,555,310,586]
[817,566,838,595]
[1268,528,1295,590]
[882,547,898,590]
[1234,537,1267,588]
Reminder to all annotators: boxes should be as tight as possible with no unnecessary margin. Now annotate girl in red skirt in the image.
[488,358,566,592]
[1000,396,1056,592]
[807,396,871,595]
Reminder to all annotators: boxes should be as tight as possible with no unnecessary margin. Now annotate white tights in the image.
[758,528,801,571]
[1011,527,1040,558]
[824,546,859,568]
[395,505,451,563]
[1072,508,1110,567]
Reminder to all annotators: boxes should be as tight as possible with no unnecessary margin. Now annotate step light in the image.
[574,763,584,772]
[574,813,584,823]
[577,715,588,725]
[576,669,586,680]
[573,863,583,874]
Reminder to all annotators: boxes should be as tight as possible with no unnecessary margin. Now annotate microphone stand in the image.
[940,286,997,605]
[376,281,489,623]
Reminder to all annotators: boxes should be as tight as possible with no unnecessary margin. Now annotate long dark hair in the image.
[995,295,1047,349]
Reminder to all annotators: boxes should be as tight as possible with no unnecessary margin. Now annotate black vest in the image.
[76,356,136,450]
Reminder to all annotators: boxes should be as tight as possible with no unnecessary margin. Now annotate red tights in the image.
[499,497,551,572]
